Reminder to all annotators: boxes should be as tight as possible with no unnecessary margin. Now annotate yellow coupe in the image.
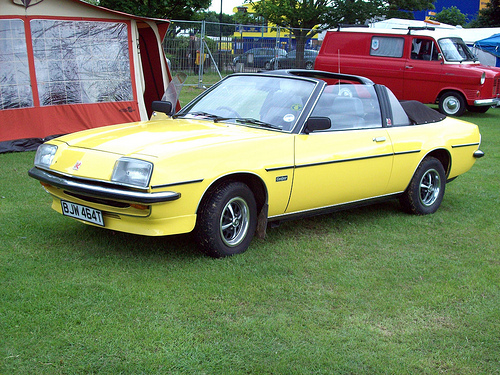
[29,70,484,257]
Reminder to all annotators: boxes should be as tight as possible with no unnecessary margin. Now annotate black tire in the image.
[195,182,257,258]
[400,157,446,215]
[305,61,314,70]
[439,91,466,116]
[466,105,490,114]
[264,61,271,70]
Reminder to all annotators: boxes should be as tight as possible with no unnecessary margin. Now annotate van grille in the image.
[494,77,500,98]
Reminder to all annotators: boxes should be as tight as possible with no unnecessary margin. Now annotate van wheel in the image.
[439,92,466,116]
[195,182,257,258]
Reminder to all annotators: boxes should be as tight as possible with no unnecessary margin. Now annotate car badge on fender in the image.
[73,161,82,171]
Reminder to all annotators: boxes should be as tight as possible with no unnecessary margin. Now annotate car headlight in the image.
[34,144,58,169]
[111,158,153,188]
[480,72,486,85]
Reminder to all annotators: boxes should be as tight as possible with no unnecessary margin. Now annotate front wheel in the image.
[195,182,257,258]
[400,157,446,215]
[439,91,466,116]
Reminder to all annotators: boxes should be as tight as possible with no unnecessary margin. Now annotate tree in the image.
[473,0,500,27]
[193,11,236,37]
[385,0,436,19]
[250,0,386,69]
[434,6,467,26]
[249,0,438,69]
[98,0,211,20]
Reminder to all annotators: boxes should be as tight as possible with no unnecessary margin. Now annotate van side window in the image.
[370,36,404,58]
[411,38,440,61]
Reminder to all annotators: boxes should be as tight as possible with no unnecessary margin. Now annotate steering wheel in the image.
[216,106,241,118]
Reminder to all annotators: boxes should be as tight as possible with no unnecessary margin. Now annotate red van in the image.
[315,27,500,116]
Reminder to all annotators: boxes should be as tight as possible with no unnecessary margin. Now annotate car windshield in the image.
[438,37,476,62]
[178,75,316,132]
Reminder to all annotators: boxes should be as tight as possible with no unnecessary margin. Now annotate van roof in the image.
[328,26,464,40]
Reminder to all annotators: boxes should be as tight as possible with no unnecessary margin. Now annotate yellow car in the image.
[29,70,484,257]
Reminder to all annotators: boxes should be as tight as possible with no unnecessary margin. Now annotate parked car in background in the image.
[29,70,484,258]
[315,26,500,116]
[269,49,319,70]
[233,48,286,69]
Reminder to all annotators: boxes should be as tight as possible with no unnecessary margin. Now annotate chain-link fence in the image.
[163,20,322,87]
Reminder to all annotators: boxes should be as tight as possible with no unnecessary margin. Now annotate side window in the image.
[387,89,411,126]
[411,38,440,61]
[0,19,34,109]
[31,19,133,106]
[311,84,382,131]
[370,36,404,58]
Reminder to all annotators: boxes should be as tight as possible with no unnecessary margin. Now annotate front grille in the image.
[65,191,130,208]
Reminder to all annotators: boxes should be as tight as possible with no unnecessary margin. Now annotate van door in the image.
[403,37,443,103]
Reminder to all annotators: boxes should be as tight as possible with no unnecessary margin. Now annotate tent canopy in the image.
[474,33,500,58]
[0,0,172,153]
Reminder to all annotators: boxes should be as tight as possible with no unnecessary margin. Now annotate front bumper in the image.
[474,98,500,107]
[28,167,180,204]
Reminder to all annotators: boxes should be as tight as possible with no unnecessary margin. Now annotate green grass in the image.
[1,109,499,374]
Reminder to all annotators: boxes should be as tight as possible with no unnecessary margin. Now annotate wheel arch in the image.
[436,88,468,104]
[197,172,268,216]
[423,148,451,178]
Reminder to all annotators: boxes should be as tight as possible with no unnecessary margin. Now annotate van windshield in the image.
[438,38,476,62]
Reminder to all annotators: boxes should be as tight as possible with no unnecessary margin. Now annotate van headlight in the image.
[34,144,58,169]
[111,158,153,188]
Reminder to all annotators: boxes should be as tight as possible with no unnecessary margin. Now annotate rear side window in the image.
[370,36,404,58]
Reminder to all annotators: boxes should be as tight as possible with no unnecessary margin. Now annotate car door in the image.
[403,37,443,103]
[286,86,394,213]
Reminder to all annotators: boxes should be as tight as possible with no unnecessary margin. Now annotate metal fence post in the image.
[198,21,206,88]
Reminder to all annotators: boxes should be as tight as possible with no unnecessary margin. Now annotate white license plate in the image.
[61,200,104,226]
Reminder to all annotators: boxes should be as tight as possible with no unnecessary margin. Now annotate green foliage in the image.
[473,0,500,27]
[385,0,435,19]
[98,0,211,20]
[435,6,468,26]
[192,11,237,36]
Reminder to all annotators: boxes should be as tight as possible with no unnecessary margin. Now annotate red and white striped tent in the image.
[1,0,172,152]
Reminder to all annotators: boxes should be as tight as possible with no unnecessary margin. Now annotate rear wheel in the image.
[195,182,257,258]
[439,91,466,116]
[400,157,446,215]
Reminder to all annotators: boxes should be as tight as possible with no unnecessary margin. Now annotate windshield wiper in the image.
[224,117,282,130]
[174,111,228,122]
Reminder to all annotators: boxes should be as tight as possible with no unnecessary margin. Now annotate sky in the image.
[208,0,244,14]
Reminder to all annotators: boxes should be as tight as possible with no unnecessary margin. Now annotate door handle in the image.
[405,65,414,69]
[373,137,386,142]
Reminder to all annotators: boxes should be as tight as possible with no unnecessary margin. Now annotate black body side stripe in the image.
[265,166,295,172]
[452,143,480,148]
[152,179,204,189]
[295,153,393,169]
[394,150,421,156]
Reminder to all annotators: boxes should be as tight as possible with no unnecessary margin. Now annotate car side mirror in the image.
[304,117,331,134]
[152,101,173,116]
